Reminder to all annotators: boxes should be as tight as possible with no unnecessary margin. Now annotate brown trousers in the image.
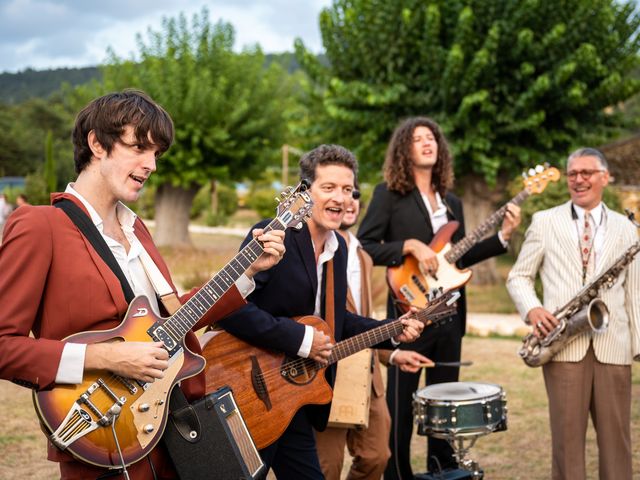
[316,387,391,480]
[542,345,632,480]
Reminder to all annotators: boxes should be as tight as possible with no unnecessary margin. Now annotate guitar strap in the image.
[324,259,335,333]
[54,199,135,303]
[55,199,189,409]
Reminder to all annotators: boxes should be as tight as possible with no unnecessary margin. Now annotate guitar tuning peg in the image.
[274,197,281,203]
[521,172,528,179]
[544,162,550,168]
[528,168,536,177]
[535,165,544,173]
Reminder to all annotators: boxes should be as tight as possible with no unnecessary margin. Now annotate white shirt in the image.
[56,184,254,383]
[297,231,339,358]
[420,191,448,234]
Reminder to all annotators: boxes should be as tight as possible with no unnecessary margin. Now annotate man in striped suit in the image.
[507,147,640,480]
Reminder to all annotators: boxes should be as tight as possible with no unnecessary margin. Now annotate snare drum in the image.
[413,382,507,439]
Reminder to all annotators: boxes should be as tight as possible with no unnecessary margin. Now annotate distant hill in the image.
[0,53,324,105]
[0,66,101,104]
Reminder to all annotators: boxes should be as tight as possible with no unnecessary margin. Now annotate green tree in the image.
[43,130,57,194]
[297,0,640,283]
[298,0,640,179]
[103,8,294,245]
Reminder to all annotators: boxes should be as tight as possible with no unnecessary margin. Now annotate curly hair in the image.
[383,117,454,196]
[72,89,174,173]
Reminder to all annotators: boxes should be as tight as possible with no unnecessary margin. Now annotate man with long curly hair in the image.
[357,116,520,479]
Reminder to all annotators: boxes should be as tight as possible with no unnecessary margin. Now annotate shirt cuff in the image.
[389,349,400,365]
[390,337,400,347]
[297,325,314,358]
[55,343,87,384]
[235,274,256,298]
[497,231,509,248]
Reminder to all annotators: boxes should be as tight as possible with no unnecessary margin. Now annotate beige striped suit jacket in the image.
[507,201,640,364]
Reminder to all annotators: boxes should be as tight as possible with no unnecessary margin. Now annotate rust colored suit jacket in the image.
[0,193,245,466]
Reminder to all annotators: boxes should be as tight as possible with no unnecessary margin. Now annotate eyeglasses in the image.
[567,169,605,180]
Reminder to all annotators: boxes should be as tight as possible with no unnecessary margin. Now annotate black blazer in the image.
[219,221,394,429]
[357,183,507,334]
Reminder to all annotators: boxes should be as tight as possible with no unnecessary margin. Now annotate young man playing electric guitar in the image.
[218,144,424,479]
[0,90,285,479]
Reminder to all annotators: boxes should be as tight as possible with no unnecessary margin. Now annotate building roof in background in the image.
[600,134,640,187]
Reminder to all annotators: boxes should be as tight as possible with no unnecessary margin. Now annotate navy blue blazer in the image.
[219,221,394,428]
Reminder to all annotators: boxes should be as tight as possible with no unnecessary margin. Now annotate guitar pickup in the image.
[400,285,416,303]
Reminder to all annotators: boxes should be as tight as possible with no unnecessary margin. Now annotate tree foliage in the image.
[103,7,293,190]
[0,96,75,198]
[296,0,640,183]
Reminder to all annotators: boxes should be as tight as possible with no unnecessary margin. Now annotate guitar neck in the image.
[327,303,449,364]
[163,219,285,339]
[445,189,529,263]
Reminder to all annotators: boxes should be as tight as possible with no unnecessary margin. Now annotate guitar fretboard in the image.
[162,219,285,341]
[326,299,454,365]
[445,189,529,264]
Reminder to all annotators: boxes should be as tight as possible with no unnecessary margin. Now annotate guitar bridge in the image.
[49,378,126,450]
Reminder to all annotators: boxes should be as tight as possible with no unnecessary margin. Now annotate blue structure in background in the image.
[0,177,25,192]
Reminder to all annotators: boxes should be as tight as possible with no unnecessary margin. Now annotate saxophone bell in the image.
[585,298,609,333]
[519,298,609,367]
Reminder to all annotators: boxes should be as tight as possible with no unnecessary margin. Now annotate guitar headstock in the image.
[414,289,461,326]
[274,181,314,230]
[522,164,560,194]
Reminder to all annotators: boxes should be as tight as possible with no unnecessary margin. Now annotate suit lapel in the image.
[357,246,372,318]
[596,204,617,275]
[411,189,434,237]
[552,201,582,274]
[293,225,318,294]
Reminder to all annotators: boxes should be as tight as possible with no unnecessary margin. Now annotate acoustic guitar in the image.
[200,290,459,449]
[32,183,313,468]
[387,165,560,312]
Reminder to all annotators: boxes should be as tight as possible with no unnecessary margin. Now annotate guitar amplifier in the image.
[163,386,265,479]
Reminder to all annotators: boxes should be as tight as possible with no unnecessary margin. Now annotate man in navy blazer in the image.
[219,144,424,479]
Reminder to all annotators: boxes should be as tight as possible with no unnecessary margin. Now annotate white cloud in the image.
[0,0,332,73]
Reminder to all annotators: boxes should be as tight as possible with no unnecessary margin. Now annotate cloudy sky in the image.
[0,0,332,73]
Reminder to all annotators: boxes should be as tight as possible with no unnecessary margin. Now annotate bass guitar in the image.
[32,183,313,468]
[200,290,459,449]
[387,165,560,312]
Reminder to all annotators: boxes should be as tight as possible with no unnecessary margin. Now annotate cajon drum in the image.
[327,348,373,428]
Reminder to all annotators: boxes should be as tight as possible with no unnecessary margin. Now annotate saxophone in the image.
[519,210,640,367]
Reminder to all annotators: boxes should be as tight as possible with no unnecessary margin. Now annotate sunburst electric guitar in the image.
[32,183,313,469]
[200,290,459,449]
[387,165,560,312]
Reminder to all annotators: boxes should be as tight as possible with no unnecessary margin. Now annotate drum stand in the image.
[448,435,483,480]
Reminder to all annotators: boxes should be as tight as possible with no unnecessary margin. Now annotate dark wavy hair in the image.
[299,144,358,184]
[72,89,174,173]
[383,117,454,196]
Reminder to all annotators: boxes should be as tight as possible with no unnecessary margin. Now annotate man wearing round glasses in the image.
[507,147,640,479]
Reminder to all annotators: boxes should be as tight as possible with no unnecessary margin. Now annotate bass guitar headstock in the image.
[522,164,560,194]
[412,289,461,327]
[274,180,314,230]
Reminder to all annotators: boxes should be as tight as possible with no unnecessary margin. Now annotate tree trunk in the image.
[210,179,218,214]
[458,175,507,285]
[154,183,199,247]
